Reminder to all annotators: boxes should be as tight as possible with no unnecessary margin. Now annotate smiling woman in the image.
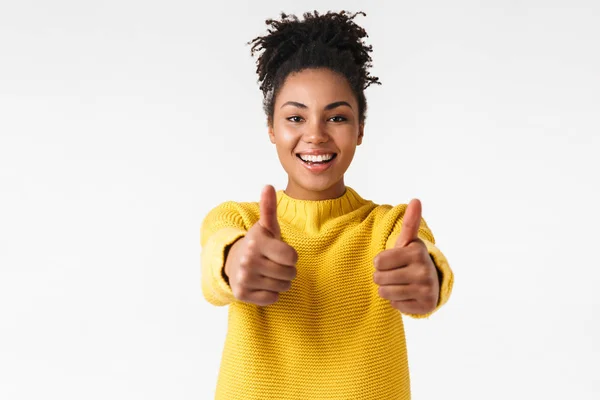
[200,10,454,400]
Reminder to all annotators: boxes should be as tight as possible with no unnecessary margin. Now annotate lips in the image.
[295,152,337,173]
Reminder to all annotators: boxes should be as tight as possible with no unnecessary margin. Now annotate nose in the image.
[302,120,329,144]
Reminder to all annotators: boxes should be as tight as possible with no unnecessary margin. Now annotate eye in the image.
[287,116,304,123]
[328,116,347,123]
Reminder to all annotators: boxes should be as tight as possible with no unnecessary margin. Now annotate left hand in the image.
[373,199,440,315]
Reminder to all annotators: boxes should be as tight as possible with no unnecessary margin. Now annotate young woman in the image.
[201,11,454,399]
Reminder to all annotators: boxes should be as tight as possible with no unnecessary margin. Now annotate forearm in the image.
[201,227,247,306]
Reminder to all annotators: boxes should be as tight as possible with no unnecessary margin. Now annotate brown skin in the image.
[225,68,439,313]
[268,68,364,201]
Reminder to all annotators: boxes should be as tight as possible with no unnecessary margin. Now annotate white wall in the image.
[1,1,598,399]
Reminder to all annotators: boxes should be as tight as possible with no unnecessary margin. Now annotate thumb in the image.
[395,198,422,248]
[258,185,281,239]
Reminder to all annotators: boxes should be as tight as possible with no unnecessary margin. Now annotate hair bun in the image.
[248,10,380,124]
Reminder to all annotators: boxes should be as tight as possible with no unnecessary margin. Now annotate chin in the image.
[281,158,348,198]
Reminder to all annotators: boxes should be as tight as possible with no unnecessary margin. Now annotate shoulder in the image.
[367,202,409,237]
[365,199,434,243]
[372,202,408,217]
[342,187,407,222]
[366,200,409,225]
[343,189,408,233]
[201,199,260,230]
[204,199,259,215]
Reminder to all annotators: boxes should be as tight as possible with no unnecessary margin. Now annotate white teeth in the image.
[299,154,334,162]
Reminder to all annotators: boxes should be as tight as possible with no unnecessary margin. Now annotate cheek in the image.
[273,124,300,149]
[336,129,360,151]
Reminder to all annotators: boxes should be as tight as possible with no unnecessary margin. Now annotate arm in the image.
[384,206,454,319]
[200,202,247,306]
[202,186,298,308]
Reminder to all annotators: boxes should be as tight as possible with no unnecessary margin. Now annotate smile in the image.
[296,153,337,173]
[297,153,336,163]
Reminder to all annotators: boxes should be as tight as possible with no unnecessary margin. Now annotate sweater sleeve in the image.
[200,202,248,306]
[385,210,454,319]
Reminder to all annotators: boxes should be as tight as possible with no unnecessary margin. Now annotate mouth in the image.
[296,153,338,166]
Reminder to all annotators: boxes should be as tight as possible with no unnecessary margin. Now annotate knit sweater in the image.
[200,187,453,400]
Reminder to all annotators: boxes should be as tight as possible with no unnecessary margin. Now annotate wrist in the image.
[223,237,244,285]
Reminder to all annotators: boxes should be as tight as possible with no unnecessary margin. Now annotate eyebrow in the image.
[280,101,353,111]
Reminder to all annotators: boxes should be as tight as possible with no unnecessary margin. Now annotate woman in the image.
[201,10,454,399]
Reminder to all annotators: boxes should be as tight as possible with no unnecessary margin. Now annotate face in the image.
[268,68,364,201]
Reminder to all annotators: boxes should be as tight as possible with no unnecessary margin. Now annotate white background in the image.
[1,0,599,399]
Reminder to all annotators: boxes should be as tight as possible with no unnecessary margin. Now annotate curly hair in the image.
[248,10,381,125]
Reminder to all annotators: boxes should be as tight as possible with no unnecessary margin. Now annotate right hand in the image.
[224,185,298,306]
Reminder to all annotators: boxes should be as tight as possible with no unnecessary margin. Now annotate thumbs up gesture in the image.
[223,185,298,306]
[372,199,440,315]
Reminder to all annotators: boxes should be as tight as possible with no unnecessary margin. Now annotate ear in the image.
[357,123,365,146]
[268,123,276,144]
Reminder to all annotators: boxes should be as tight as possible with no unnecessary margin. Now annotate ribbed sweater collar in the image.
[275,186,371,233]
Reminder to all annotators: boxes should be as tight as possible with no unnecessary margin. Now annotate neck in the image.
[284,178,347,201]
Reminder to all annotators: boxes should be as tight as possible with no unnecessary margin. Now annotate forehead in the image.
[275,68,356,107]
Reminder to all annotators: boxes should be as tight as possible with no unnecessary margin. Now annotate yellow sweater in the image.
[201,187,453,400]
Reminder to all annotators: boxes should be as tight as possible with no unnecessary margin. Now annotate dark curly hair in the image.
[248,10,381,126]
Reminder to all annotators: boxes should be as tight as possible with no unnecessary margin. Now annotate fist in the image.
[224,185,298,306]
[373,199,440,315]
